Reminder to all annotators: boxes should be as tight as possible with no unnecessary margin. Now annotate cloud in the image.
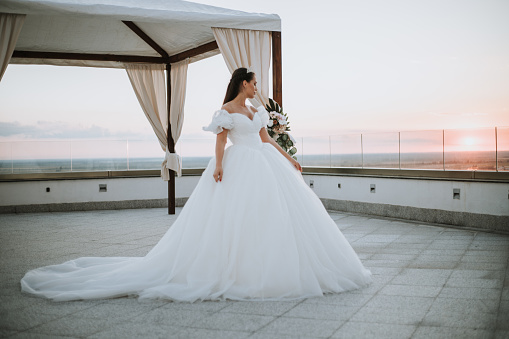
[427,112,488,117]
[0,121,153,140]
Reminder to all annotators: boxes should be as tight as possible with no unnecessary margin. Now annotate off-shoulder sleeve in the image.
[255,105,270,127]
[202,109,234,134]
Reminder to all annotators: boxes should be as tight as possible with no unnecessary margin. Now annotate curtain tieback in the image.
[161,149,182,181]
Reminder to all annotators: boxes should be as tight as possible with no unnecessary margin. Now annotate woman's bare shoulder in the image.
[221,102,234,114]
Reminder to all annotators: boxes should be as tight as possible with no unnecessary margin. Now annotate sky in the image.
[0,0,508,153]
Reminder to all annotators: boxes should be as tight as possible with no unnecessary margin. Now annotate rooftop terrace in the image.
[0,208,508,338]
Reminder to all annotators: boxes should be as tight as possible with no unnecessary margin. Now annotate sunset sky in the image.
[0,0,508,156]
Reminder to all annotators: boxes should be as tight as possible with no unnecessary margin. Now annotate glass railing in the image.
[0,127,507,174]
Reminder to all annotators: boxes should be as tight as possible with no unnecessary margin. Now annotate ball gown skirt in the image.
[21,107,372,302]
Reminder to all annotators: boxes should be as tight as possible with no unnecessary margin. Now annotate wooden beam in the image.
[12,50,168,63]
[166,63,176,215]
[12,39,218,65]
[122,21,169,58]
[272,31,282,106]
[169,41,218,63]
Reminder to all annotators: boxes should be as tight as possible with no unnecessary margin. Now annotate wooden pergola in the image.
[1,0,282,214]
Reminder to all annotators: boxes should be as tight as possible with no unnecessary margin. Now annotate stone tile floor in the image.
[0,208,508,338]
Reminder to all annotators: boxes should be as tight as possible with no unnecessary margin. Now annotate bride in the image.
[21,67,372,302]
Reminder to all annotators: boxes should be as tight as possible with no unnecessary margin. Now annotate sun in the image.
[464,137,475,147]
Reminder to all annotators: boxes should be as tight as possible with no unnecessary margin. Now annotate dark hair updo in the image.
[223,67,255,104]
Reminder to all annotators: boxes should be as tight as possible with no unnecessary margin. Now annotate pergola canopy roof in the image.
[0,0,281,67]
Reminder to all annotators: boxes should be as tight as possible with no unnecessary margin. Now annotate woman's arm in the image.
[213,129,228,182]
[259,127,302,172]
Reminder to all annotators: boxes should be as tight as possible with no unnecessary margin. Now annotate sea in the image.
[1,151,508,174]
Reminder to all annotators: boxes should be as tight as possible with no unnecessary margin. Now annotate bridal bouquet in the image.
[265,99,298,160]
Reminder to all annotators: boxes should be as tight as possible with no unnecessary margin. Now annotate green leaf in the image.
[287,140,294,147]
[281,134,288,141]
[289,147,297,155]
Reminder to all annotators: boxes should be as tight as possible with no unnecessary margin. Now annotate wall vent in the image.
[99,184,107,192]
[453,188,460,200]
[370,184,376,193]
[309,180,314,188]
[338,183,341,189]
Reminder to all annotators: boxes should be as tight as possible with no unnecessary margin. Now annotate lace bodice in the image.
[203,106,270,148]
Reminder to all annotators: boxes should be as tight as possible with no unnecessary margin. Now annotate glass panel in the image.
[444,128,496,171]
[300,136,330,167]
[0,142,12,174]
[400,130,443,170]
[127,139,162,170]
[330,134,362,167]
[179,138,216,168]
[497,127,509,171]
[71,140,127,171]
[362,132,399,168]
[294,137,304,164]
[10,141,71,174]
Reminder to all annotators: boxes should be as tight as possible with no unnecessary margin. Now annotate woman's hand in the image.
[291,158,302,172]
[213,166,223,182]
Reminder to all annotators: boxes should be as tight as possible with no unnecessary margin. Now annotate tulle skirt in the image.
[21,143,372,302]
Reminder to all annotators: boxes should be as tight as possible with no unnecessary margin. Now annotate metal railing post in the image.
[495,127,498,172]
[398,131,401,170]
[126,139,130,171]
[361,133,364,169]
[329,136,332,168]
[442,129,445,171]
[70,140,73,172]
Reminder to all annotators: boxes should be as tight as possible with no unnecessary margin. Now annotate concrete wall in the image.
[302,174,509,232]
[1,172,507,231]
[0,176,200,213]
[301,175,509,216]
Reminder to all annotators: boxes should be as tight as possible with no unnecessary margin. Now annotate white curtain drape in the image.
[125,60,189,181]
[125,63,170,179]
[166,58,189,179]
[0,13,26,82]
[212,28,271,107]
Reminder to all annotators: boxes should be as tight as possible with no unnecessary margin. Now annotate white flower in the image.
[279,118,288,125]
[267,120,274,127]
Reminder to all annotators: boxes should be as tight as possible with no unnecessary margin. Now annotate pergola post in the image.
[272,31,282,106]
[166,63,176,215]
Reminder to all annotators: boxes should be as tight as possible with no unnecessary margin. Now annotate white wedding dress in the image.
[21,106,372,302]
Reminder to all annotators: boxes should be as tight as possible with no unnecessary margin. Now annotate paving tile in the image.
[172,327,251,339]
[495,330,509,339]
[71,302,156,321]
[331,321,416,339]
[259,316,342,338]
[303,292,372,307]
[438,287,501,300]
[379,284,442,298]
[220,300,298,316]
[429,297,500,314]
[446,277,503,289]
[88,321,182,339]
[349,306,427,325]
[390,268,452,286]
[191,312,274,332]
[161,300,230,313]
[131,307,212,327]
[363,295,434,312]
[8,332,78,339]
[0,307,63,331]
[283,303,359,321]
[30,316,117,337]
[412,326,493,339]
[422,310,497,329]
